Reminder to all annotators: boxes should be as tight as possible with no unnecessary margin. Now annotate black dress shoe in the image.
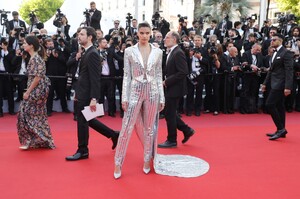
[9,112,16,115]
[266,131,287,138]
[269,130,288,141]
[65,152,89,161]
[195,111,201,116]
[158,140,177,148]
[111,131,119,150]
[182,128,195,144]
[108,112,116,117]
[0,113,3,117]
[186,112,192,116]
[63,109,71,113]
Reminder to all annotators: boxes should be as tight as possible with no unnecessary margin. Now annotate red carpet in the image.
[1,112,300,199]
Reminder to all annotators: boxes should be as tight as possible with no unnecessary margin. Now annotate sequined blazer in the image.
[122,43,165,104]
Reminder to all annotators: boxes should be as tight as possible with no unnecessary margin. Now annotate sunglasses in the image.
[271,38,278,41]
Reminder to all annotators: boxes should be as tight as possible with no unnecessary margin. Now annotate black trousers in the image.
[99,77,115,114]
[115,78,123,113]
[165,96,191,142]
[186,77,204,113]
[0,75,14,113]
[77,99,115,153]
[266,89,286,130]
[14,77,28,100]
[47,78,68,113]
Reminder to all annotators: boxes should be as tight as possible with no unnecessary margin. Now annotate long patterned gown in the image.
[17,54,55,149]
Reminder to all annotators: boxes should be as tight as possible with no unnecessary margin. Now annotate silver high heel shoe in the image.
[114,165,122,179]
[114,171,122,179]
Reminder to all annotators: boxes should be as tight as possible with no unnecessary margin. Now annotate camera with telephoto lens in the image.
[177,14,187,24]
[83,8,90,17]
[209,43,218,55]
[187,68,203,85]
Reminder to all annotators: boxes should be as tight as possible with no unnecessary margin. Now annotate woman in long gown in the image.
[17,35,55,150]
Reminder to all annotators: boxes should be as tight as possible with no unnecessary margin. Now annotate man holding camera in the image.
[0,38,15,116]
[186,35,208,116]
[44,38,70,116]
[8,11,26,34]
[89,1,102,30]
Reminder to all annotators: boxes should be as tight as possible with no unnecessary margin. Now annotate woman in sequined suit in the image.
[114,22,165,179]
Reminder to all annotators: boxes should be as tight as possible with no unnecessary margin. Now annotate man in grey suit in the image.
[66,27,119,161]
[158,31,195,148]
[262,33,294,140]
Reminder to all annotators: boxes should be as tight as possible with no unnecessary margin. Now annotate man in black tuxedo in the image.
[158,31,195,148]
[66,27,119,161]
[7,11,26,34]
[262,33,294,140]
[89,1,102,30]
[127,19,138,37]
[203,20,221,43]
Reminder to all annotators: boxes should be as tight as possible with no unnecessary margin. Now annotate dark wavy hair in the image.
[25,35,46,60]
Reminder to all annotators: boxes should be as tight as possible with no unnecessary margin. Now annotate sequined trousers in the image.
[114,80,160,167]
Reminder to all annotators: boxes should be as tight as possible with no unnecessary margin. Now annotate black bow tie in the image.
[273,48,277,52]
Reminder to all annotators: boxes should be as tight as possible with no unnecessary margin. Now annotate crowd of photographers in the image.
[0,8,299,118]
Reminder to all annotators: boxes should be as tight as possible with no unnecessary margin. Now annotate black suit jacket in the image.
[164,46,188,98]
[263,46,294,90]
[7,19,26,33]
[90,9,101,30]
[106,46,123,77]
[241,50,264,71]
[76,46,101,101]
[203,28,221,41]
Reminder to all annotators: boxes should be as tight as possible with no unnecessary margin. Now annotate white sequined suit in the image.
[114,44,164,167]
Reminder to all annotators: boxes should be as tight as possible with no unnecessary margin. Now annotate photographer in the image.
[203,20,221,43]
[293,41,300,111]
[27,11,44,33]
[240,43,264,113]
[108,20,120,36]
[0,38,15,116]
[285,26,300,53]
[261,27,277,56]
[224,46,242,114]
[186,35,209,116]
[279,14,298,37]
[177,16,189,37]
[53,10,71,41]
[8,11,26,34]
[11,47,29,102]
[218,14,233,43]
[126,17,138,38]
[89,1,102,30]
[223,29,243,54]
[44,38,70,116]
[66,46,83,120]
[205,43,228,115]
[152,12,170,38]
[8,26,26,50]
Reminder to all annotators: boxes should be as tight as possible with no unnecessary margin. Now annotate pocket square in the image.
[276,57,281,59]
